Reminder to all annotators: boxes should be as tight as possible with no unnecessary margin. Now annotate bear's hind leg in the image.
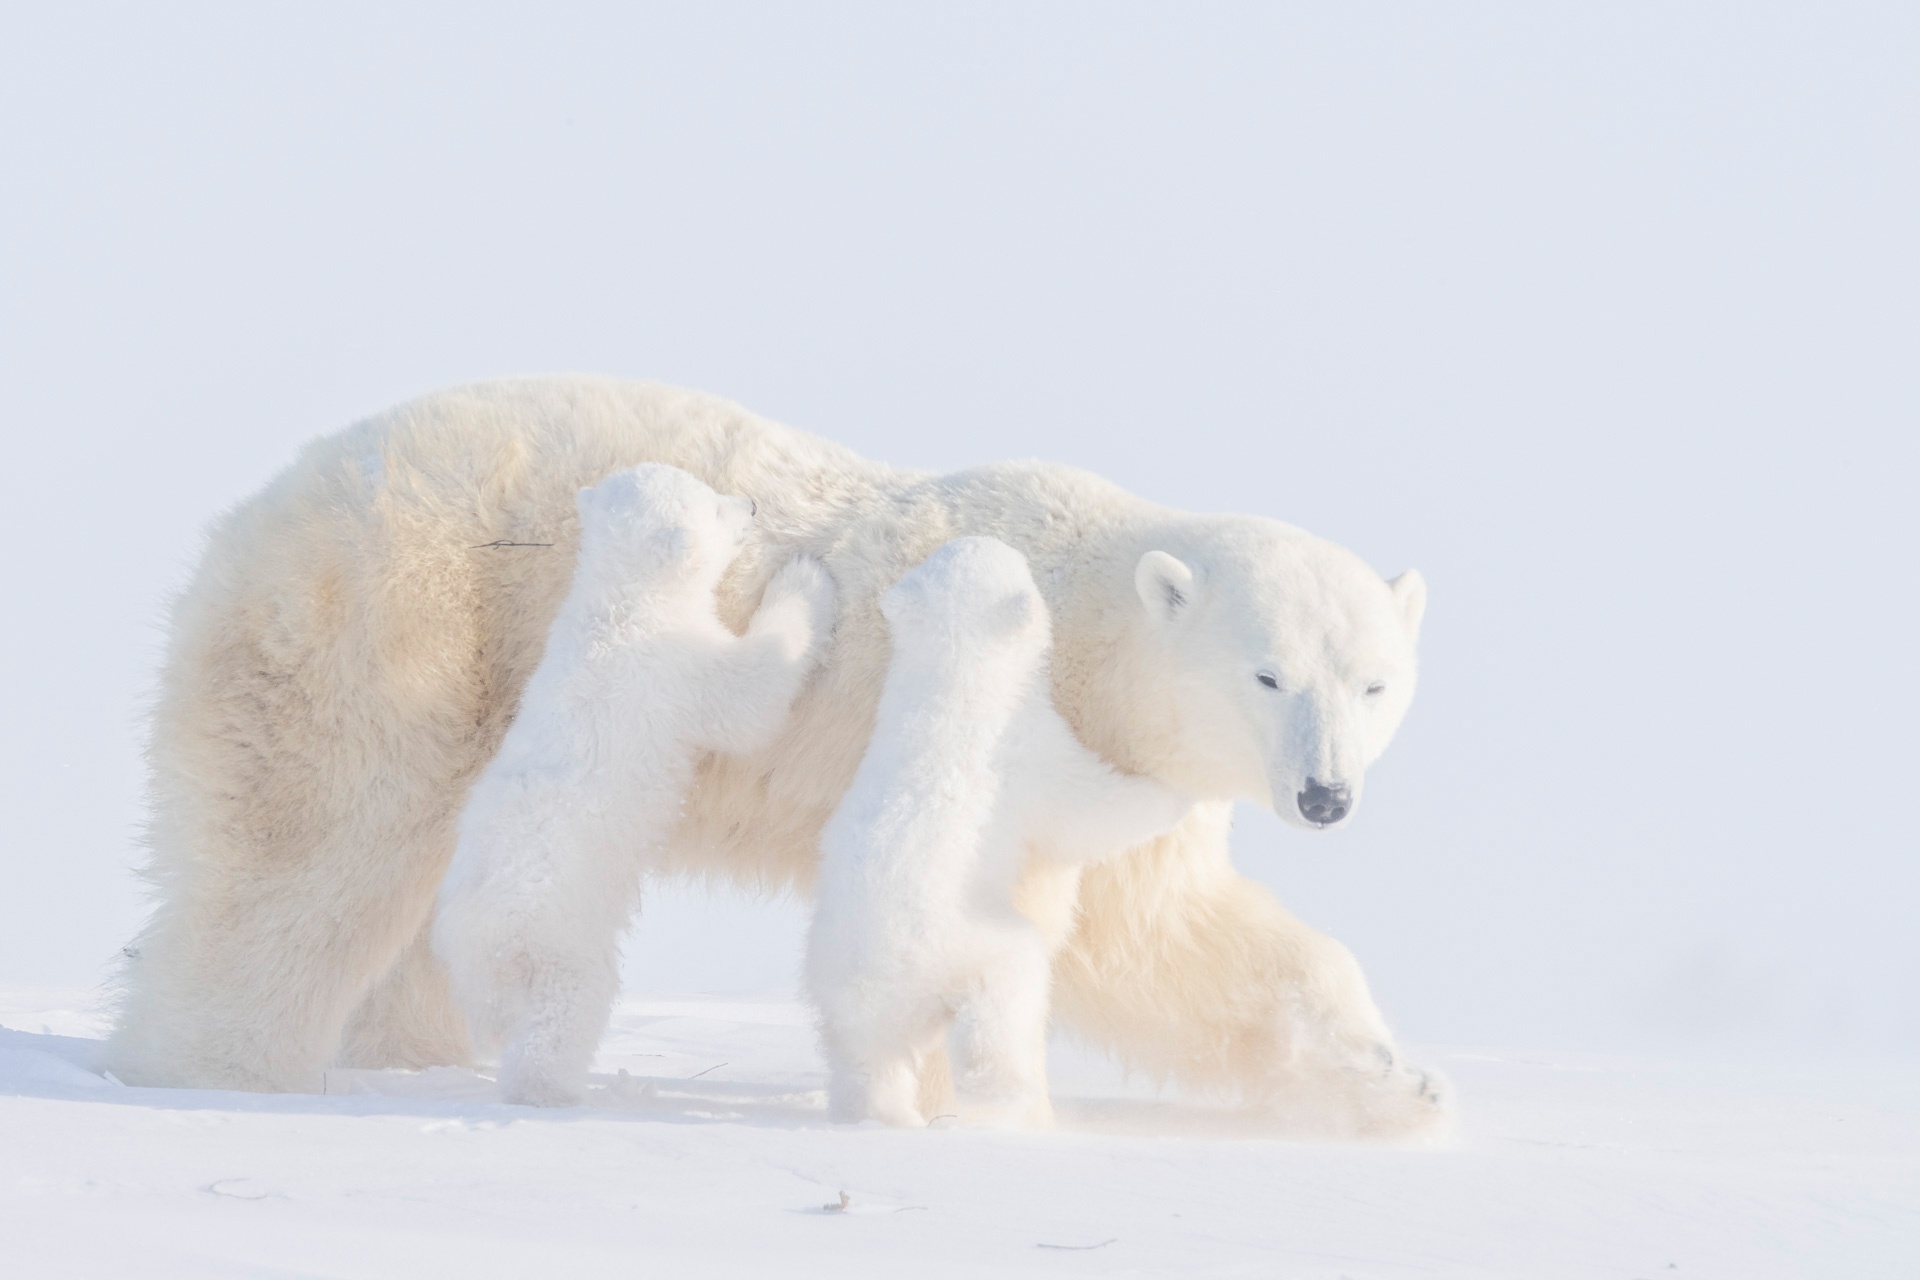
[337,925,473,1070]
[109,835,451,1093]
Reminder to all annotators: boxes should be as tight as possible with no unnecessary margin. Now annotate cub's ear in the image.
[992,590,1036,636]
[879,574,922,627]
[1135,550,1196,621]
[651,525,694,569]
[1388,569,1427,642]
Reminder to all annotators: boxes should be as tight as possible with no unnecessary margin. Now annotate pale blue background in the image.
[1,4,1914,1055]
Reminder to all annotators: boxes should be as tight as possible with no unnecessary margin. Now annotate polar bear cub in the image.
[435,463,834,1107]
[807,537,1191,1128]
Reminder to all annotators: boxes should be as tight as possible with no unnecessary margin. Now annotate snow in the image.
[1,986,1915,1278]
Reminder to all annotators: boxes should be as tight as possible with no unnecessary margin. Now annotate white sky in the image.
[0,4,1914,1055]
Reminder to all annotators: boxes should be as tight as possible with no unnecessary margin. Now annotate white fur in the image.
[108,376,1442,1137]
[807,538,1190,1128]
[432,464,833,1105]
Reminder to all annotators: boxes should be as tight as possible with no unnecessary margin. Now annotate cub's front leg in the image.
[1023,710,1193,863]
[699,555,837,757]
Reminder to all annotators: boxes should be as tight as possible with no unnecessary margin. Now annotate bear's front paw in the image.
[1256,1031,1453,1140]
[1343,1042,1451,1138]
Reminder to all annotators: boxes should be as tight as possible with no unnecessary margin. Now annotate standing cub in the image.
[807,537,1191,1128]
[435,463,834,1106]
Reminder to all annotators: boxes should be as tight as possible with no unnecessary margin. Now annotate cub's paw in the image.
[827,1060,930,1127]
[500,1065,587,1109]
[954,1090,1056,1131]
[762,555,838,655]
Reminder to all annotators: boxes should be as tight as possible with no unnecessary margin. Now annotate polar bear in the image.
[433,464,834,1106]
[108,376,1439,1136]
[808,537,1191,1128]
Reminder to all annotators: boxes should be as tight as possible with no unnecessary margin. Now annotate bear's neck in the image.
[1046,546,1185,782]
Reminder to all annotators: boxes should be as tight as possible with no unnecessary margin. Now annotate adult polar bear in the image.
[109,376,1438,1134]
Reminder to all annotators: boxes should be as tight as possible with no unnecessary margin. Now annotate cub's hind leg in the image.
[951,920,1055,1129]
[819,985,949,1127]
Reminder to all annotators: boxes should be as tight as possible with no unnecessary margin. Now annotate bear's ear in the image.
[1135,550,1196,622]
[1389,569,1427,642]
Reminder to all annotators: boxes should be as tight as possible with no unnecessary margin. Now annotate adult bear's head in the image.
[1115,518,1425,832]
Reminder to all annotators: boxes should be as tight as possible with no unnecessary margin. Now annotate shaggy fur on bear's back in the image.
[109,375,1442,1137]
[434,463,833,1106]
[807,537,1191,1128]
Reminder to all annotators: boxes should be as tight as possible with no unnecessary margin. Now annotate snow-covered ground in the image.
[1,986,1914,1278]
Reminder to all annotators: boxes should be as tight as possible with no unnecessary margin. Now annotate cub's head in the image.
[881,536,1051,673]
[575,464,756,592]
[1130,520,1425,831]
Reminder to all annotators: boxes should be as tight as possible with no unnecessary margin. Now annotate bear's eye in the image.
[1257,671,1280,691]
[1366,682,1386,696]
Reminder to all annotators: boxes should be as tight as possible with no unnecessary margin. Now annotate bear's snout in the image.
[1297,779,1352,827]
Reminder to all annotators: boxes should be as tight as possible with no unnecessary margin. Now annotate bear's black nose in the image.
[1297,779,1351,826]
